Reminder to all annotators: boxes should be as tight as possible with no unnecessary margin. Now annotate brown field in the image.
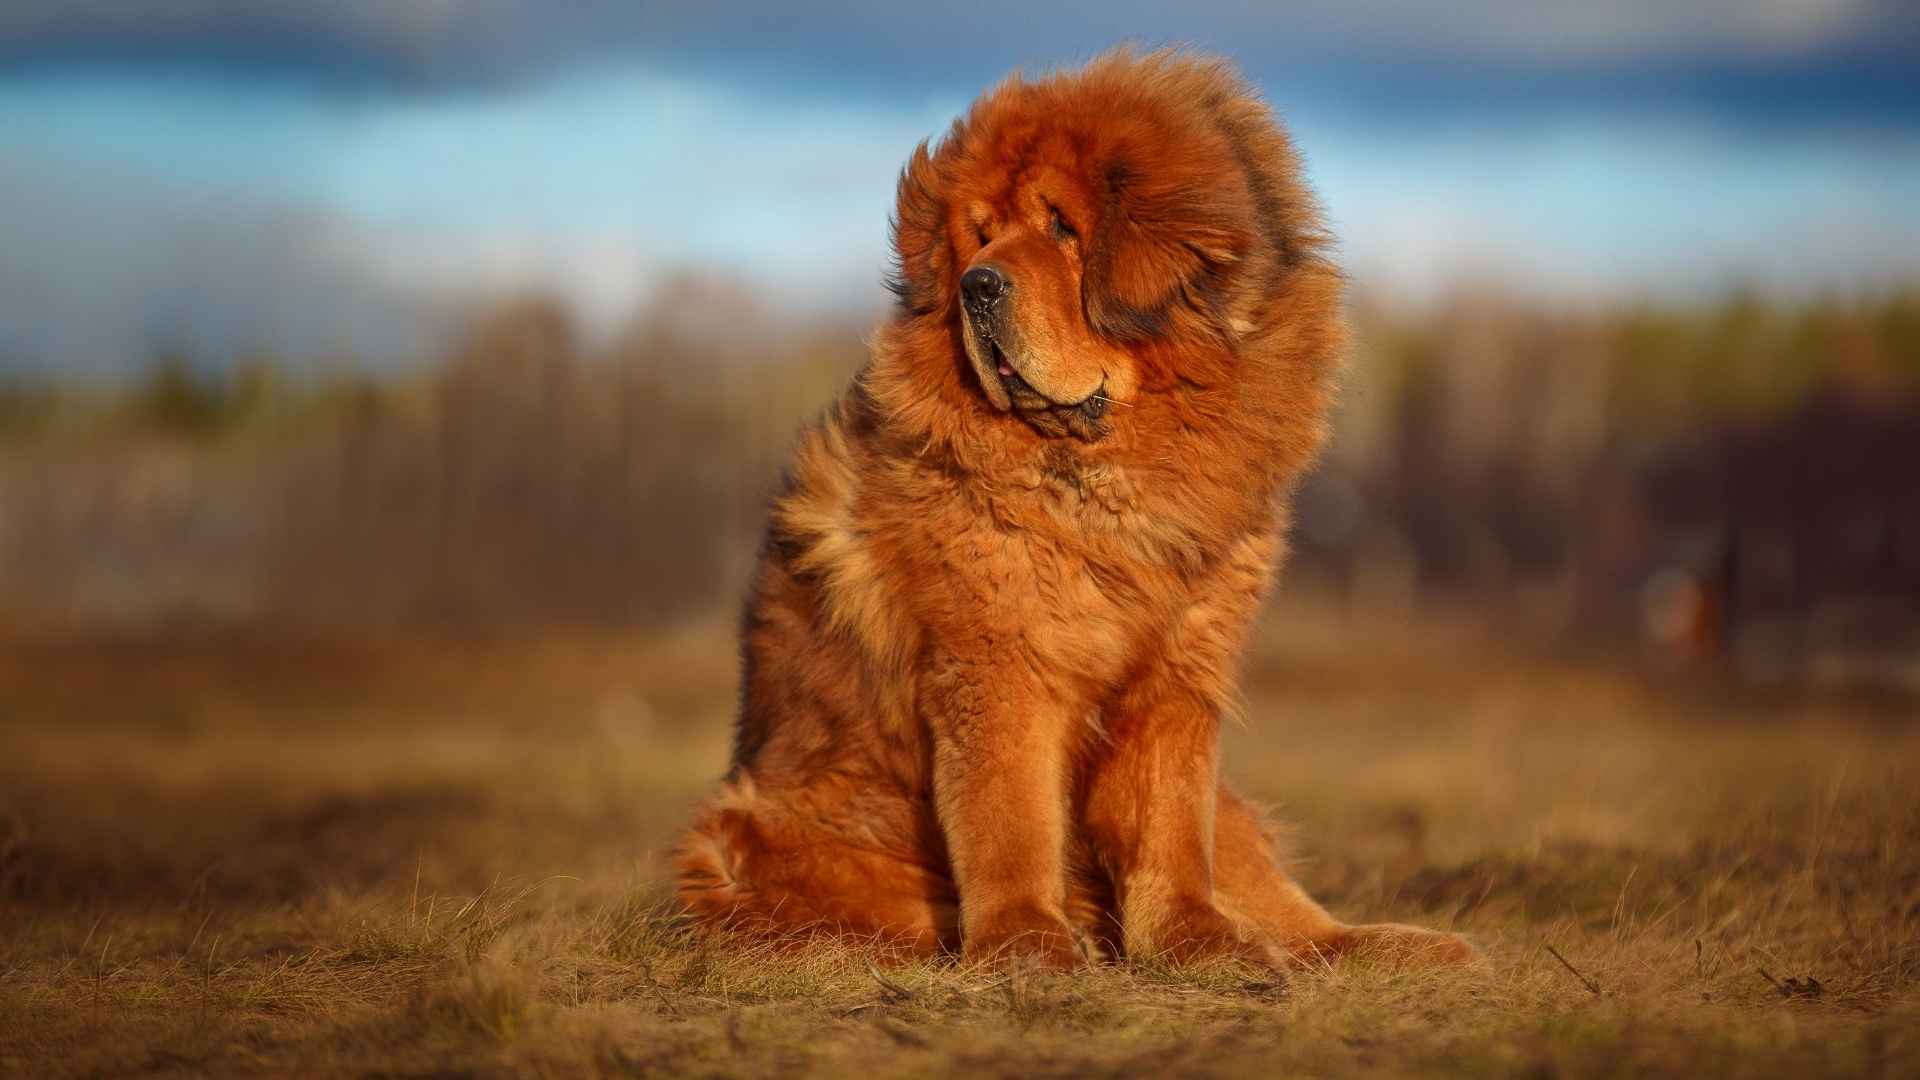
[3,604,1915,1077]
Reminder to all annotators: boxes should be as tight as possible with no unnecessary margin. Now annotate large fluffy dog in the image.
[676,50,1472,970]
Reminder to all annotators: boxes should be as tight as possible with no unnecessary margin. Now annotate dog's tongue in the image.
[997,361,1015,376]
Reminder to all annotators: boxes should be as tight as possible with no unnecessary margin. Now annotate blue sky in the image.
[2,1,1918,372]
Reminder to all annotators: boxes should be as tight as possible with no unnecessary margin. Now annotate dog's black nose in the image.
[961,265,1007,305]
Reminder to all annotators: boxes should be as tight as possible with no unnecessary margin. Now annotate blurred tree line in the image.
[1,283,1915,683]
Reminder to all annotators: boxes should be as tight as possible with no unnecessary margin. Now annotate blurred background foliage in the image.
[2,283,1914,692]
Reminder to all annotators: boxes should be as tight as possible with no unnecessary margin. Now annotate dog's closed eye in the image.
[1049,207,1077,243]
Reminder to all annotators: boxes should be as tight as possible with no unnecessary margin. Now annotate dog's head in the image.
[887,49,1328,443]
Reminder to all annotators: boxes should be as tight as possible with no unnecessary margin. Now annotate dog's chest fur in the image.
[774,403,1275,704]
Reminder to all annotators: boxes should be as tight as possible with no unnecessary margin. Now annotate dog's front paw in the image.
[962,905,1087,970]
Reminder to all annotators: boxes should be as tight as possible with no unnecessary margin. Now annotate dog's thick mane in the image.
[862,48,1344,546]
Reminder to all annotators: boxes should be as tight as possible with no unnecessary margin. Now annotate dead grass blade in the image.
[1544,943,1601,996]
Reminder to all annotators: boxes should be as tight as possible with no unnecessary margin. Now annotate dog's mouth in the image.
[989,341,1048,408]
[970,320,1111,434]
[992,343,1110,428]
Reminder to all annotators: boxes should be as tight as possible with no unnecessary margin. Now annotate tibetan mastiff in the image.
[676,49,1473,970]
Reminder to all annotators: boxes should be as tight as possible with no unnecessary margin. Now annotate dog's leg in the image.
[1078,536,1283,968]
[922,653,1085,969]
[1079,692,1280,968]
[1212,787,1479,968]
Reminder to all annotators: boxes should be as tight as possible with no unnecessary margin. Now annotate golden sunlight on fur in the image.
[675,49,1476,971]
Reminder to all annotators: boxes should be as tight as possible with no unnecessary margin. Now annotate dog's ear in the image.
[886,140,953,318]
[1082,156,1255,342]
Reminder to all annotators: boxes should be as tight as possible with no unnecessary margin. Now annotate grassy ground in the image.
[2,607,1915,1077]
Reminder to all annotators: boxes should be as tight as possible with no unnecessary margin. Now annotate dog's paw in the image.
[962,906,1088,971]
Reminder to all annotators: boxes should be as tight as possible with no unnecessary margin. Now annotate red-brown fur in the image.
[675,49,1474,970]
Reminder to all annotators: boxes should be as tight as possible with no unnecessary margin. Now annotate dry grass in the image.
[2,605,1915,1077]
